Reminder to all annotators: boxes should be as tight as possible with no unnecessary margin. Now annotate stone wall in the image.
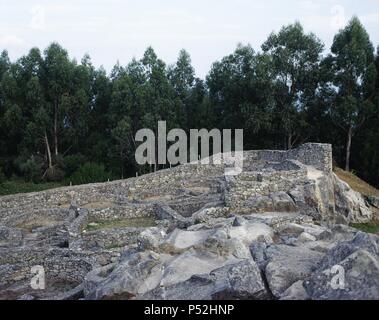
[243,143,332,173]
[88,203,156,221]
[0,248,93,286]
[0,143,332,216]
[222,144,333,212]
[225,166,308,205]
[70,228,145,251]
[0,207,71,228]
[0,161,224,213]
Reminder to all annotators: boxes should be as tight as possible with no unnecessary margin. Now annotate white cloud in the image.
[298,0,321,11]
[359,13,379,24]
[43,4,78,13]
[330,5,347,30]
[0,0,377,78]
[0,35,27,47]
[30,5,46,30]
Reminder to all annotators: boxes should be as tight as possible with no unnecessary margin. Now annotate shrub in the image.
[19,156,44,183]
[69,162,112,185]
[44,166,65,182]
[63,154,87,176]
[0,167,5,184]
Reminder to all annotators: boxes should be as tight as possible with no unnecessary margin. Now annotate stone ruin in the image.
[0,143,378,300]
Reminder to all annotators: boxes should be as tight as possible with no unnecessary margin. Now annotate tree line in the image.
[0,17,378,188]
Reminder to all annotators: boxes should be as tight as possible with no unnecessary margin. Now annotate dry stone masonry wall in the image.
[0,143,377,300]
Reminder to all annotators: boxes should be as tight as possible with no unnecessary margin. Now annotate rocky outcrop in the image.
[333,174,373,223]
[304,232,379,300]
[0,143,377,300]
[141,259,269,300]
[367,195,379,209]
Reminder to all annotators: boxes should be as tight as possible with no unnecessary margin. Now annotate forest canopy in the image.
[0,17,378,189]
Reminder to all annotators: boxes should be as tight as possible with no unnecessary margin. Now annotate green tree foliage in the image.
[70,162,112,185]
[0,18,378,190]
[43,43,74,157]
[327,17,376,171]
[168,49,196,129]
[19,155,45,183]
[262,22,324,149]
[350,46,379,187]
[0,166,5,184]
[111,117,134,178]
[207,44,276,149]
[63,154,87,177]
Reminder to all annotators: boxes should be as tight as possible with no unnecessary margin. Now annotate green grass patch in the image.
[0,180,64,196]
[86,217,156,231]
[351,221,379,235]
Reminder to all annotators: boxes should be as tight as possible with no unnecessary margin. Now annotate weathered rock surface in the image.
[140,259,268,300]
[0,143,377,300]
[334,174,373,223]
[280,280,309,300]
[264,245,324,297]
[85,250,169,299]
[367,195,379,209]
[304,233,379,300]
[0,226,23,247]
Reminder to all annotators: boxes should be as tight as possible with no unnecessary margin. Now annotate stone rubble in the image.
[0,143,378,300]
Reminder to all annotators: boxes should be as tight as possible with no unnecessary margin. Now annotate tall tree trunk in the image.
[287,133,293,150]
[345,126,353,172]
[44,131,52,168]
[54,100,58,156]
[120,150,124,179]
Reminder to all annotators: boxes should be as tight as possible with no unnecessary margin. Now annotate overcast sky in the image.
[0,0,378,78]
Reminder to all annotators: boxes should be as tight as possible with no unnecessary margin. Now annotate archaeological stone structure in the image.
[0,143,378,300]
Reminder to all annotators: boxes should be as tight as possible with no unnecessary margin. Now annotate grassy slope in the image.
[334,167,379,197]
[334,167,379,235]
[0,180,64,196]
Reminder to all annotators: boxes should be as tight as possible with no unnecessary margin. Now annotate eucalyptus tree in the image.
[42,43,74,157]
[168,49,196,130]
[262,22,324,149]
[207,44,275,149]
[327,17,376,171]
